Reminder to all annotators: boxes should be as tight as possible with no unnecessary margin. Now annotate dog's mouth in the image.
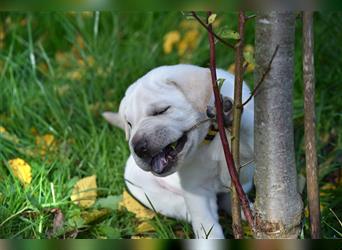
[150,134,187,175]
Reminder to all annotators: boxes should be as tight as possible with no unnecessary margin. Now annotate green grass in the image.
[0,12,341,239]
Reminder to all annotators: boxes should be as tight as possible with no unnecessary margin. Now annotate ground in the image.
[0,12,341,239]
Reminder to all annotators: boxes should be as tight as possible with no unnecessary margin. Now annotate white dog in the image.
[103,64,254,239]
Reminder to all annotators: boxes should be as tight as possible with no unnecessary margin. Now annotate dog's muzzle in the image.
[132,133,188,175]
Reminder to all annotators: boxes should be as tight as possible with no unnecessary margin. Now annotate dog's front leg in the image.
[183,189,224,239]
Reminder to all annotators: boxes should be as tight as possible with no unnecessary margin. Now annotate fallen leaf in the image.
[163,31,181,54]
[131,235,152,239]
[35,133,57,157]
[81,208,111,224]
[119,190,155,220]
[50,208,64,236]
[71,175,97,208]
[178,30,199,56]
[136,221,155,233]
[8,158,32,186]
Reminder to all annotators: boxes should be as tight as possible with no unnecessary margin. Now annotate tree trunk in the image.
[303,11,321,239]
[254,12,304,238]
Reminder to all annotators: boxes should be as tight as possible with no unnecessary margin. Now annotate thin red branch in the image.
[242,45,279,107]
[207,11,255,231]
[191,11,235,49]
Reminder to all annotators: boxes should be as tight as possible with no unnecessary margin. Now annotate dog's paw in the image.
[206,96,233,128]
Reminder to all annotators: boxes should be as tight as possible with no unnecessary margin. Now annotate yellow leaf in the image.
[208,13,217,25]
[177,30,199,56]
[177,40,188,57]
[35,134,56,157]
[81,208,111,224]
[119,190,155,220]
[8,158,32,186]
[136,221,155,233]
[71,175,97,208]
[163,31,181,54]
[67,70,83,81]
[131,236,152,239]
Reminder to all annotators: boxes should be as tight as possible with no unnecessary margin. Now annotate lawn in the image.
[0,12,341,239]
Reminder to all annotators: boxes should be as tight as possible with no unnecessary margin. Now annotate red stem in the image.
[207,11,255,230]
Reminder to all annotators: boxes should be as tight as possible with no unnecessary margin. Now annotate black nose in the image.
[133,138,150,158]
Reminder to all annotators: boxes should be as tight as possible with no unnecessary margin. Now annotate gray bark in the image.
[254,12,303,238]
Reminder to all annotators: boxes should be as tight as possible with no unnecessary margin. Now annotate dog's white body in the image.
[103,65,254,239]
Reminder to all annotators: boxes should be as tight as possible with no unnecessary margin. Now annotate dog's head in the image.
[103,65,213,177]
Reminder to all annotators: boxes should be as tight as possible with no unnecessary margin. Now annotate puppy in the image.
[103,64,254,239]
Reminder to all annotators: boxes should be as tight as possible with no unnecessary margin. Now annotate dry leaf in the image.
[178,30,199,56]
[8,158,32,186]
[136,221,155,233]
[163,31,181,54]
[50,208,64,236]
[71,175,97,208]
[35,133,56,156]
[119,190,155,220]
[131,236,152,239]
[81,208,111,224]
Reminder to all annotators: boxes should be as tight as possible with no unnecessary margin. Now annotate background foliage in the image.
[0,12,341,239]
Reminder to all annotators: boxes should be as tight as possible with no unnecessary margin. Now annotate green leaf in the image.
[96,195,122,210]
[98,224,121,239]
[220,29,240,40]
[243,51,256,65]
[217,78,225,90]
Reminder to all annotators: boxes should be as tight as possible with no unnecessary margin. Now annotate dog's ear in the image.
[165,65,212,113]
[102,112,125,130]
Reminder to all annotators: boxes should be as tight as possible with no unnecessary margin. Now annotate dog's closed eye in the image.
[152,106,171,116]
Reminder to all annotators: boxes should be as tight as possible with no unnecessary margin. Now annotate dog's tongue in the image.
[151,146,177,174]
[151,151,168,174]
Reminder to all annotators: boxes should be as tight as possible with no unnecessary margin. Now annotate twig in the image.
[230,11,245,239]
[242,45,279,107]
[303,11,320,239]
[206,11,255,232]
[191,11,235,49]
